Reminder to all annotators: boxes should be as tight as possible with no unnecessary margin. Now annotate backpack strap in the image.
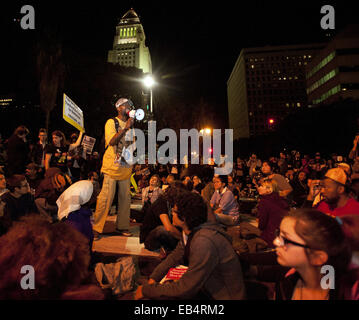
[104,117,120,153]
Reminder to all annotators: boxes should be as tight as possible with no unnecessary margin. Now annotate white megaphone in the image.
[128,108,145,121]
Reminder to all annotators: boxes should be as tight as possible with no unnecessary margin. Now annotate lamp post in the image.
[143,75,155,113]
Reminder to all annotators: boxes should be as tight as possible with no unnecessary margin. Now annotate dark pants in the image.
[144,226,178,252]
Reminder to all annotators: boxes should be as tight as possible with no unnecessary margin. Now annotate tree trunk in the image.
[45,110,50,133]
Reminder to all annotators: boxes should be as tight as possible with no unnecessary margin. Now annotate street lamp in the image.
[143,75,155,113]
[200,128,212,135]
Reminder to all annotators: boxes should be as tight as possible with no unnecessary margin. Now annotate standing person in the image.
[349,134,359,160]
[30,128,48,170]
[92,97,135,238]
[44,130,69,173]
[5,126,30,176]
[67,132,84,182]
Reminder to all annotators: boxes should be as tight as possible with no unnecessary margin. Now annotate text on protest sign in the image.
[63,94,84,132]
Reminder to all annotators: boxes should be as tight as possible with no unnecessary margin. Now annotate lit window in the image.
[297,102,301,107]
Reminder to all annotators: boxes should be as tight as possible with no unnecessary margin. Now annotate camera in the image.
[253,171,264,185]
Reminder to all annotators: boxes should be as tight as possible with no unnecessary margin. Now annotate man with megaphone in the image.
[93,96,138,238]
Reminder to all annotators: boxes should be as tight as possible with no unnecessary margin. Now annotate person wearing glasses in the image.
[255,209,353,300]
[0,174,37,235]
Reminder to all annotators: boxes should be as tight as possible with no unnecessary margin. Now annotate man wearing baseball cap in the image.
[306,167,359,217]
[92,96,135,238]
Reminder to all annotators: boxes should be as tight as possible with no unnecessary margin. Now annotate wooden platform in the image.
[92,215,160,258]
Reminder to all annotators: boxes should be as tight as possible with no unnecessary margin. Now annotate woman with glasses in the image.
[256,208,353,299]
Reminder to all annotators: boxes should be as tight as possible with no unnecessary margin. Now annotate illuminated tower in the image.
[108,8,152,73]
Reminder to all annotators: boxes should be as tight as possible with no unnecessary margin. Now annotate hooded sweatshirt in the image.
[142,222,246,300]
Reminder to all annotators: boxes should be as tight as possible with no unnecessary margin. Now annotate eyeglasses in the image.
[274,229,310,249]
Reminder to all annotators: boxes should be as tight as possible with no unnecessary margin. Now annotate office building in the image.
[228,43,325,139]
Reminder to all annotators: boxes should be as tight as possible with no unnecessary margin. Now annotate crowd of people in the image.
[1,111,359,300]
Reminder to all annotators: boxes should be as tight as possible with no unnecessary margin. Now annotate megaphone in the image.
[128,108,145,121]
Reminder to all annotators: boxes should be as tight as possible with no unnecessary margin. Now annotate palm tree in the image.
[36,30,65,132]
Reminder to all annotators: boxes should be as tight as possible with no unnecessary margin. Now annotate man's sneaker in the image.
[115,229,133,237]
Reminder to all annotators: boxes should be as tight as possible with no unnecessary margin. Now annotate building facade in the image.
[228,43,325,139]
[306,25,359,106]
[108,9,152,74]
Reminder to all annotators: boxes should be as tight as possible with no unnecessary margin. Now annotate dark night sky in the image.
[0,1,358,123]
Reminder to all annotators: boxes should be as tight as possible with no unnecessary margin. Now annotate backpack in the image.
[98,117,120,163]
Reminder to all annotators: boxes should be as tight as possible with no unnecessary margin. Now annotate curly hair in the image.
[174,191,208,231]
[0,215,93,299]
[162,181,186,206]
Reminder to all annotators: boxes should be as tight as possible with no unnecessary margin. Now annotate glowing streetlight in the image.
[142,75,155,113]
[200,128,212,135]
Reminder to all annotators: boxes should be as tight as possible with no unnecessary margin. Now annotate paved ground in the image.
[91,213,162,300]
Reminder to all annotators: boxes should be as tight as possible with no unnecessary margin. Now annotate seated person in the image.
[210,175,240,226]
[135,191,246,300]
[290,171,309,207]
[35,167,72,222]
[338,215,359,300]
[192,175,205,194]
[0,174,37,236]
[162,174,175,191]
[56,180,97,252]
[305,168,359,217]
[25,162,43,191]
[261,161,293,198]
[227,175,240,200]
[140,182,186,252]
[0,171,8,197]
[257,179,289,247]
[255,209,354,300]
[142,174,163,206]
[0,215,104,299]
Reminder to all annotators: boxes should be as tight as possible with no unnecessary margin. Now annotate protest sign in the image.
[63,94,84,132]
